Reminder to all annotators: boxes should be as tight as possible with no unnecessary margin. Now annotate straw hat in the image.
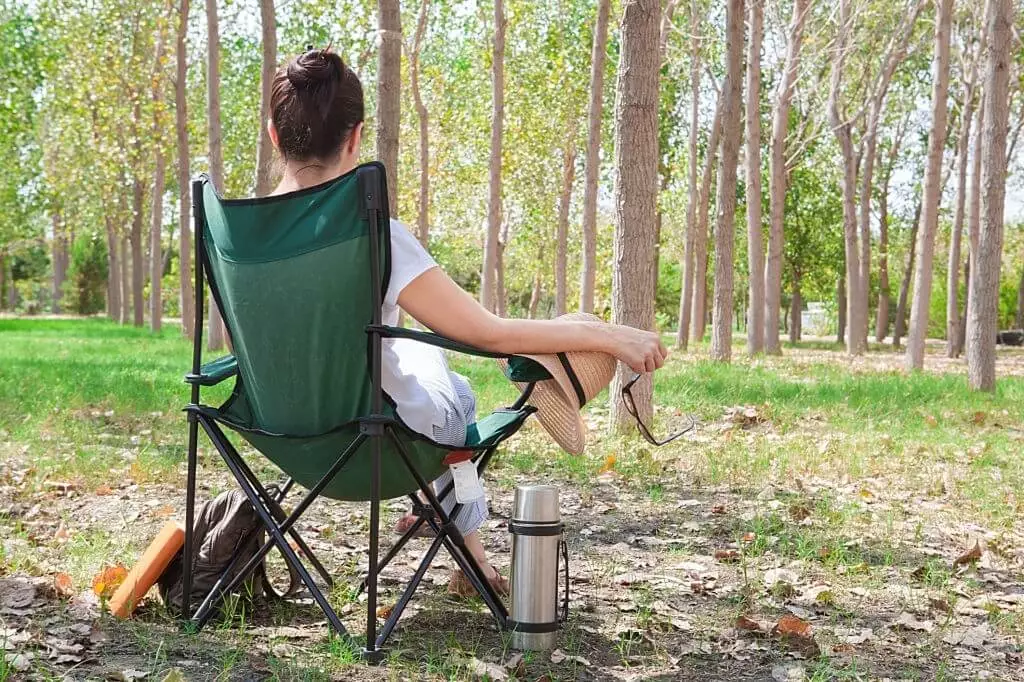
[500,312,617,456]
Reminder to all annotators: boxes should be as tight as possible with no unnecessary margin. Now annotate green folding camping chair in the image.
[181,162,555,659]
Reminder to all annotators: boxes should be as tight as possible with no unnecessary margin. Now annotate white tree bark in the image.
[480,0,505,313]
[967,0,1011,391]
[691,87,724,343]
[744,0,764,355]
[149,29,167,333]
[580,0,611,314]
[676,0,701,349]
[764,0,807,355]
[254,0,278,197]
[610,0,660,431]
[947,79,976,356]
[906,0,953,371]
[710,0,745,363]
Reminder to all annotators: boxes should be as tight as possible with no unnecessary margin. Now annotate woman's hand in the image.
[605,324,669,374]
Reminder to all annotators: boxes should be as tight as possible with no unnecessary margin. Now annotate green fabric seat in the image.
[195,165,547,500]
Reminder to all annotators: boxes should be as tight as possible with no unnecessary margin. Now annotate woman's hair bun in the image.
[286,47,344,90]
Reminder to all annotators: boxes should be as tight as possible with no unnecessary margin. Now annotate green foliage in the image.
[63,233,109,315]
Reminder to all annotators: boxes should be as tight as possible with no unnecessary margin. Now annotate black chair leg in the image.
[361,432,387,664]
[182,413,200,620]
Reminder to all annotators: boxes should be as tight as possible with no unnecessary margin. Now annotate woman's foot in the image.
[393,512,435,538]
[448,565,509,599]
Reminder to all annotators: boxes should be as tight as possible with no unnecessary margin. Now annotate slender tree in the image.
[691,87,724,343]
[828,0,865,355]
[377,0,401,215]
[906,0,953,371]
[254,0,278,197]
[555,119,578,317]
[480,0,505,313]
[580,0,611,314]
[130,102,145,328]
[709,0,745,363]
[676,0,701,349]
[205,0,225,350]
[947,76,977,356]
[893,196,922,348]
[610,0,660,430]
[409,0,431,246]
[744,0,764,355]
[875,117,908,342]
[176,0,194,339]
[967,0,1011,391]
[149,29,168,332]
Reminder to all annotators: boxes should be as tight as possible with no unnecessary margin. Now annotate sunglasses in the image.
[621,373,695,446]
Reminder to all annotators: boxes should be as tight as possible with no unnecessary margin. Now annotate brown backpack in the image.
[158,489,301,614]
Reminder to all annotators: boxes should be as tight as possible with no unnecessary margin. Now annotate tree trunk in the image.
[828,0,864,356]
[580,0,611,314]
[906,0,953,371]
[764,0,807,355]
[410,0,431,246]
[254,0,278,197]
[206,0,225,350]
[177,0,194,340]
[0,253,6,311]
[744,0,764,355]
[150,149,166,332]
[496,225,508,318]
[963,88,987,354]
[51,214,68,313]
[3,256,13,310]
[130,124,145,328]
[893,197,921,349]
[710,0,745,363]
[789,277,801,344]
[480,0,505,313]
[377,0,401,215]
[105,218,120,321]
[528,268,543,319]
[875,179,891,342]
[947,83,975,356]
[691,87,724,344]
[610,0,660,431]
[837,275,846,345]
[120,234,131,324]
[967,0,1011,391]
[555,120,578,317]
[676,0,701,349]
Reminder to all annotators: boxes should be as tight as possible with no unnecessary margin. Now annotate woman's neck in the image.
[272,156,356,196]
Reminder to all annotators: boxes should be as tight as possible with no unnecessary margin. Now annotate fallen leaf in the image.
[152,505,175,518]
[53,523,71,543]
[797,584,834,605]
[972,411,986,425]
[0,576,37,610]
[741,532,756,543]
[789,504,812,521]
[714,549,739,563]
[503,653,525,677]
[159,670,185,682]
[763,568,798,589]
[773,614,812,639]
[465,656,508,681]
[893,611,934,632]
[4,652,31,672]
[550,649,566,664]
[91,564,128,599]
[711,503,727,514]
[375,605,394,619]
[94,485,114,496]
[598,454,616,474]
[736,615,768,633]
[53,573,74,598]
[111,670,149,681]
[954,540,983,567]
[942,623,990,649]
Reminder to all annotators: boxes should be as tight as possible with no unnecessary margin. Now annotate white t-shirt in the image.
[381,219,460,438]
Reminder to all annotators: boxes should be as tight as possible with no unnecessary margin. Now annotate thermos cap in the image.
[512,485,561,524]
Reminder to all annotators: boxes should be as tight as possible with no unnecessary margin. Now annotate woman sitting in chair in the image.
[267,47,667,597]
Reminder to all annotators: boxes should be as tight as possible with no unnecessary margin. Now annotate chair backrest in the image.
[198,163,389,437]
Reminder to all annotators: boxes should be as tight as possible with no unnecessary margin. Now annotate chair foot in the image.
[360,647,388,665]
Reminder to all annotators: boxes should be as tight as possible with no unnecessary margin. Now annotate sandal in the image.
[448,566,509,599]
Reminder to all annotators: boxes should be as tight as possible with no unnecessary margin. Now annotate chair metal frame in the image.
[180,166,535,661]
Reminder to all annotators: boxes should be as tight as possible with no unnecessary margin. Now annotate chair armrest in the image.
[185,355,238,386]
[368,325,552,382]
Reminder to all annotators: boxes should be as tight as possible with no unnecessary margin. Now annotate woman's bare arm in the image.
[397,267,668,373]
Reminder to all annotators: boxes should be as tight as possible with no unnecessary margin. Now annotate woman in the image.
[267,48,667,596]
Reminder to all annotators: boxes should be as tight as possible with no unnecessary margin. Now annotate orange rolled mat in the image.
[109,520,185,618]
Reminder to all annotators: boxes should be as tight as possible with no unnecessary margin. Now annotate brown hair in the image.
[270,47,364,161]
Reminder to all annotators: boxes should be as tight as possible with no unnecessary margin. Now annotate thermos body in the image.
[508,485,563,651]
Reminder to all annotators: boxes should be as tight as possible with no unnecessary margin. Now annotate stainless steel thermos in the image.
[508,485,568,650]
